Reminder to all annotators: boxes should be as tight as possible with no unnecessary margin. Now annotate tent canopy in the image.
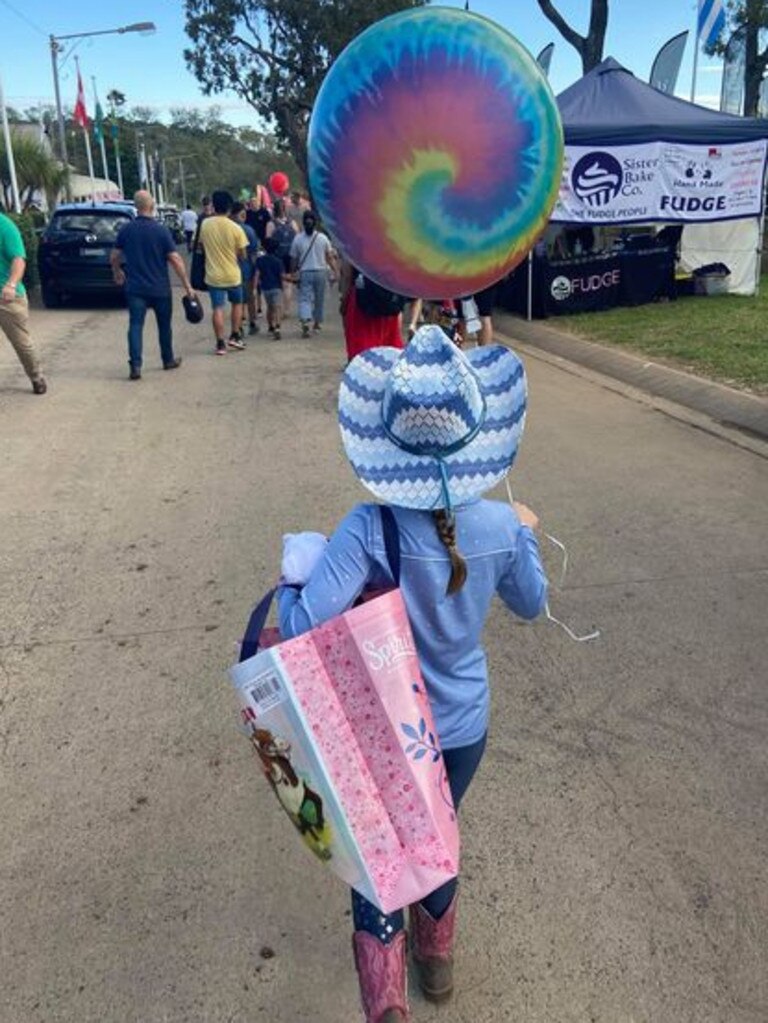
[557,57,768,145]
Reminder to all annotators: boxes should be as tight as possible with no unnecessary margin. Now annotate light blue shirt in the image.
[278,500,548,749]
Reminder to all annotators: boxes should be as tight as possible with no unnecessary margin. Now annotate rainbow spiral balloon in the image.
[309,7,563,299]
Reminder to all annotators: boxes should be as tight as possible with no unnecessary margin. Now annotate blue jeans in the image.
[351,731,487,941]
[127,293,174,369]
[298,269,327,324]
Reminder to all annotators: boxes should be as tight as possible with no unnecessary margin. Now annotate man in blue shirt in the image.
[110,190,196,380]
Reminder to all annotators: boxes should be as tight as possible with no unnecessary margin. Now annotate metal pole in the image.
[526,250,533,321]
[0,73,22,212]
[689,11,699,102]
[91,77,110,187]
[138,140,147,189]
[179,158,187,207]
[83,128,96,202]
[50,35,68,167]
[114,135,124,196]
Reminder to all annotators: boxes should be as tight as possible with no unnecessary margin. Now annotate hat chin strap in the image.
[437,458,453,517]
[380,401,487,518]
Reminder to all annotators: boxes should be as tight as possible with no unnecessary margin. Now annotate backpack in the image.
[272,220,295,258]
[355,274,406,318]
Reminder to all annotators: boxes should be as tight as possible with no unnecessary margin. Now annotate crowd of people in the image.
[1,183,499,390]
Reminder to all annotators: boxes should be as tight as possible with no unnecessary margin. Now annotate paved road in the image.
[1,291,767,1023]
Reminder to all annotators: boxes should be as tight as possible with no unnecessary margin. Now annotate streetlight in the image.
[49,22,156,167]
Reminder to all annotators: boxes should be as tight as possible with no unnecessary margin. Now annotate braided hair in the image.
[433,509,467,595]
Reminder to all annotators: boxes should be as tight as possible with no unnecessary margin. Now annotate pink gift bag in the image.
[229,587,459,914]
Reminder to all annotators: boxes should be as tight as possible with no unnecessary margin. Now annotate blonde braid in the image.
[433,509,467,595]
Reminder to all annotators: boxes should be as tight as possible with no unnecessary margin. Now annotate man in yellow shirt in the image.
[199,191,249,355]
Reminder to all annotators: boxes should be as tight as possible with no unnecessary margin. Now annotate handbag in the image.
[190,217,208,291]
[229,506,459,913]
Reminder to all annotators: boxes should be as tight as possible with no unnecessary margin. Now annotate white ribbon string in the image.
[505,478,600,643]
[544,602,601,643]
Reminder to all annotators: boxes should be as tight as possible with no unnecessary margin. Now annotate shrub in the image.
[7,211,43,289]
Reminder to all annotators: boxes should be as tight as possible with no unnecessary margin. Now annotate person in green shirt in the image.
[0,212,46,394]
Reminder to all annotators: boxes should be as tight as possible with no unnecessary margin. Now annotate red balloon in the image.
[269,171,290,196]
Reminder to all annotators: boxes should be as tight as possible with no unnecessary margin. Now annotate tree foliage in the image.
[536,0,609,75]
[182,0,427,179]
[0,132,68,212]
[88,105,304,202]
[711,1,768,116]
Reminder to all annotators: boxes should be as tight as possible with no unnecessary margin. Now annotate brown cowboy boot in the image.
[409,893,458,1003]
[352,930,409,1022]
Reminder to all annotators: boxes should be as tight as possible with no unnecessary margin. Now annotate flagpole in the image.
[83,129,96,202]
[108,98,124,197]
[91,76,110,187]
[0,72,22,212]
[690,1,699,101]
[114,130,124,197]
[75,59,96,202]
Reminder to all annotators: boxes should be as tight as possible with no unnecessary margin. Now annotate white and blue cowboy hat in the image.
[338,325,527,511]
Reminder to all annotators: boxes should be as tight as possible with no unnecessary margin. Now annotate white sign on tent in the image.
[552,139,768,224]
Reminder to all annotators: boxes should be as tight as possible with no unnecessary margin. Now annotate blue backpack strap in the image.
[239,587,278,662]
[379,504,401,585]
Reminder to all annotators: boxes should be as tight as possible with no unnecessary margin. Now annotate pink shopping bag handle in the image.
[238,505,400,664]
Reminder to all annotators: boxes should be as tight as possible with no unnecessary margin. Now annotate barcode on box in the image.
[248,669,285,714]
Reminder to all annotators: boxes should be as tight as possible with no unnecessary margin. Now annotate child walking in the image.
[277,325,548,1022]
[254,238,286,340]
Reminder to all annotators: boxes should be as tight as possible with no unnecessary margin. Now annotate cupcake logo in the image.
[572,152,623,207]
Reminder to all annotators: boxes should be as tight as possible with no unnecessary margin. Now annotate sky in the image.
[1,0,723,127]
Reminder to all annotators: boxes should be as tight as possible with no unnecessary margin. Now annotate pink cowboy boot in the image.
[409,893,458,1003]
[352,930,410,1022]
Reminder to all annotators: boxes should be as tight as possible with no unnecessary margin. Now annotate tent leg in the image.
[526,250,533,321]
[756,214,766,297]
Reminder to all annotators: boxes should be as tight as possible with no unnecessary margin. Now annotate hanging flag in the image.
[110,116,119,141]
[73,68,89,129]
[720,26,746,113]
[138,145,148,188]
[93,101,105,145]
[650,31,688,94]
[697,0,725,51]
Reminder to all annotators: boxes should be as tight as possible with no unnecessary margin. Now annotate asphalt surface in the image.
[1,289,767,1023]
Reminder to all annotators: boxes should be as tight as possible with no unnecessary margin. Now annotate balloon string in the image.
[505,478,600,643]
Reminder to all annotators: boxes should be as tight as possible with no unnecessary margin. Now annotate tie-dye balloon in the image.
[309,7,563,300]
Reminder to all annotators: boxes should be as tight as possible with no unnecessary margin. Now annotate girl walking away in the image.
[266,198,297,318]
[278,325,548,1022]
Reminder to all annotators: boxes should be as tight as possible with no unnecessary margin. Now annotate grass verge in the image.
[549,274,768,394]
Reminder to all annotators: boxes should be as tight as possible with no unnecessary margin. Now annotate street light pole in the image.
[48,22,156,173]
[49,35,67,166]
[179,158,187,207]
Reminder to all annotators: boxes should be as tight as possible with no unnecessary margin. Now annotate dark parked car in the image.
[37,203,136,307]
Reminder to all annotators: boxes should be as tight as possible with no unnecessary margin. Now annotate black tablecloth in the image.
[500,247,676,318]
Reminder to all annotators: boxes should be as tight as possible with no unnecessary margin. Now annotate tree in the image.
[536,0,609,75]
[182,0,427,179]
[0,132,68,210]
[712,2,768,115]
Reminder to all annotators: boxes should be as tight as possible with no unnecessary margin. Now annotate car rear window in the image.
[48,213,132,241]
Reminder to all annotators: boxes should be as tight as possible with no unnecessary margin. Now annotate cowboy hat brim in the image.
[339,342,527,510]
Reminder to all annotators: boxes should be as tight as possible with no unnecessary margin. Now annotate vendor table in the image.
[500,246,676,318]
